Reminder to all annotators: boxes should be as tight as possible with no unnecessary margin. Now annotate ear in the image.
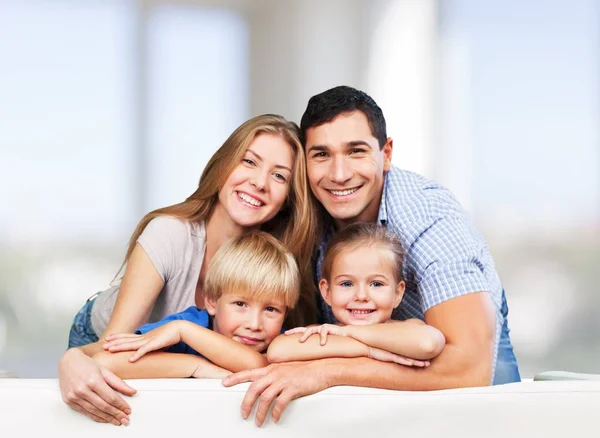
[382,137,393,171]
[319,279,333,307]
[204,296,218,316]
[393,281,405,309]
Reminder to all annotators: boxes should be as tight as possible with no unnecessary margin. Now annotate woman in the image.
[59,114,320,426]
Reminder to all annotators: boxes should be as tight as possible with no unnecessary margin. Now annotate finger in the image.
[394,356,416,366]
[105,333,140,341]
[70,400,113,424]
[320,330,329,346]
[80,389,129,425]
[240,375,274,420]
[254,384,282,427]
[107,339,146,353]
[284,327,306,335]
[299,329,316,343]
[103,368,137,398]
[271,389,294,424]
[222,367,264,387]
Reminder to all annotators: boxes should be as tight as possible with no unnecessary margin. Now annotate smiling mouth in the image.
[348,309,375,315]
[326,186,362,197]
[236,336,262,345]
[236,191,264,207]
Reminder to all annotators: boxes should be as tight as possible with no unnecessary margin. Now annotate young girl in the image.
[59,114,320,426]
[93,231,300,380]
[267,222,446,366]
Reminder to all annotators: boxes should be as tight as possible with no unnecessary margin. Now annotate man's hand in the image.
[104,321,183,362]
[221,361,332,427]
[285,323,348,345]
[59,348,137,425]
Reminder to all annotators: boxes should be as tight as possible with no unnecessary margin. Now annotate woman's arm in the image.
[93,351,231,379]
[344,319,446,360]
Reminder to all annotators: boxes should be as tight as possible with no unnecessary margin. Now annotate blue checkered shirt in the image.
[315,165,503,382]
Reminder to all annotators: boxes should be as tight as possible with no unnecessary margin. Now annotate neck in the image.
[205,203,250,258]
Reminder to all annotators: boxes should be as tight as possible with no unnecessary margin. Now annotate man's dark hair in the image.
[300,85,387,148]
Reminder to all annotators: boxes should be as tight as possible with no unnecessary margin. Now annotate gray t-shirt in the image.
[90,216,207,337]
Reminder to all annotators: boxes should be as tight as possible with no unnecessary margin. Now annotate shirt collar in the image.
[377,170,390,226]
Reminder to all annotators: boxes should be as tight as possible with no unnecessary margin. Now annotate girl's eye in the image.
[340,281,353,287]
[370,281,384,287]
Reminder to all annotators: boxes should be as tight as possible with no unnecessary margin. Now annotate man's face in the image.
[305,111,392,228]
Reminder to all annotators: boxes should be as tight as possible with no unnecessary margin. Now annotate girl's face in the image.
[320,244,405,326]
[215,133,294,230]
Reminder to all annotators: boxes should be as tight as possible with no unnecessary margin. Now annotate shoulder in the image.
[384,166,471,239]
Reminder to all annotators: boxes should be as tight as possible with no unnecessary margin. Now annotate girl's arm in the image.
[93,351,231,379]
[344,319,446,360]
[266,333,369,363]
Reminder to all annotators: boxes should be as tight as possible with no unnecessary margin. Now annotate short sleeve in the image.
[408,216,489,312]
[137,216,190,283]
[135,306,209,334]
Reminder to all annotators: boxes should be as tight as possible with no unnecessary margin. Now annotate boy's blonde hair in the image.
[321,223,406,283]
[204,230,300,309]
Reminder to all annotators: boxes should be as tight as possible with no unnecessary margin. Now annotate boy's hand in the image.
[284,324,348,345]
[104,321,184,362]
[367,346,430,367]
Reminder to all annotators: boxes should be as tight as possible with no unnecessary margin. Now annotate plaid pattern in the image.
[315,166,503,382]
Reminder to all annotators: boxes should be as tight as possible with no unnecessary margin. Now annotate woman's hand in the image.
[285,324,349,345]
[104,321,184,362]
[58,348,137,425]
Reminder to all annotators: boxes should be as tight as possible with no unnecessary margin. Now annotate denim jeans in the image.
[493,290,521,385]
[68,294,100,348]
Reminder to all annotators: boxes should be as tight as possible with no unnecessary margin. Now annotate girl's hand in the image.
[367,346,431,367]
[284,324,348,345]
[104,321,184,362]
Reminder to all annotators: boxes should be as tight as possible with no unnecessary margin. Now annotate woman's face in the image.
[216,133,295,229]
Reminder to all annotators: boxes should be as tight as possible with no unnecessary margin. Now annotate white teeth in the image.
[238,192,263,207]
[350,309,373,314]
[329,188,359,196]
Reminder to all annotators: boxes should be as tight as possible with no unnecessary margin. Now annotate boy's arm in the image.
[267,333,370,363]
[92,351,230,379]
[344,319,446,360]
[177,322,269,372]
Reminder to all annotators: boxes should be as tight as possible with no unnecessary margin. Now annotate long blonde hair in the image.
[118,114,320,327]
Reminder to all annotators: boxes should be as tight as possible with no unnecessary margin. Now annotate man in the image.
[222,85,521,426]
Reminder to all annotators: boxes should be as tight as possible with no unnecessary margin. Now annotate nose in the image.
[245,308,262,331]
[328,155,352,185]
[354,284,369,302]
[250,169,269,191]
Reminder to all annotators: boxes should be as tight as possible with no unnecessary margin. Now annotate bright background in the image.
[1,0,598,378]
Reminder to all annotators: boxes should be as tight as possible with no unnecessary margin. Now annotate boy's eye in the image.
[265,306,279,313]
[234,301,247,307]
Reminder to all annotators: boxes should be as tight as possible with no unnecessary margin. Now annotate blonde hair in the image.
[204,231,300,308]
[117,114,320,326]
[321,223,406,283]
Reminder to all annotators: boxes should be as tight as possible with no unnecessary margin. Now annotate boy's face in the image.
[319,245,405,326]
[205,292,287,352]
[304,111,392,229]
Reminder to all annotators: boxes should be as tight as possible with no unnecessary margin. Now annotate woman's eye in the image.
[243,158,255,166]
[273,172,287,182]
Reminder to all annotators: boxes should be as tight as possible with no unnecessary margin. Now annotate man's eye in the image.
[313,152,327,158]
[349,148,366,155]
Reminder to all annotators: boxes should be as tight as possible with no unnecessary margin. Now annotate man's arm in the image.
[223,292,496,426]
[322,292,496,389]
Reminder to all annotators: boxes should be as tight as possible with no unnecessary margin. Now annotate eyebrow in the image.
[307,141,373,153]
[247,149,292,172]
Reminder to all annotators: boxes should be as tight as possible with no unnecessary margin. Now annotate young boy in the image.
[267,223,446,366]
[93,230,299,379]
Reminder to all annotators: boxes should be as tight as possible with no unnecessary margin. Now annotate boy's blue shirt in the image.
[135,306,211,356]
